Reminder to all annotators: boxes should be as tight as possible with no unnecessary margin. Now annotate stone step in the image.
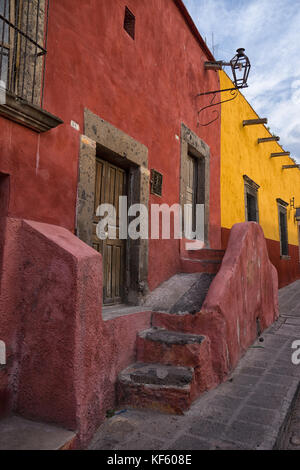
[137,327,206,367]
[137,328,217,394]
[183,248,225,261]
[0,415,76,450]
[117,363,195,414]
[152,311,191,332]
[143,273,215,314]
[180,258,221,274]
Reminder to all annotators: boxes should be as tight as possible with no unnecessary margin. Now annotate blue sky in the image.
[183,0,300,163]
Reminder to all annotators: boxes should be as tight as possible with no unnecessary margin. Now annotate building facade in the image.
[220,71,300,288]
[0,0,222,298]
[0,0,224,444]
[0,1,287,448]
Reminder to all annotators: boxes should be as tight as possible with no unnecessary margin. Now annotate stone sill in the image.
[0,90,63,133]
[281,255,291,260]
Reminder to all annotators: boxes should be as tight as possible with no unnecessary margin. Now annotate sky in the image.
[183,0,300,163]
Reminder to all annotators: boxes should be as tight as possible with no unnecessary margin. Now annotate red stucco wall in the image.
[0,0,221,292]
[221,227,300,288]
[153,222,279,380]
[0,1,222,442]
[0,217,22,418]
[0,217,152,445]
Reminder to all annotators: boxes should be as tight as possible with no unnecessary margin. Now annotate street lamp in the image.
[200,48,251,95]
[230,48,251,89]
[196,48,251,126]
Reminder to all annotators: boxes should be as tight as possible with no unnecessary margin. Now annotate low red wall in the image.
[267,239,300,288]
[204,223,279,377]
[221,227,300,288]
[154,223,279,380]
[0,217,151,446]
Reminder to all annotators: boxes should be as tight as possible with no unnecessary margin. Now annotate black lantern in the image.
[230,48,251,89]
[202,48,251,94]
[197,48,251,126]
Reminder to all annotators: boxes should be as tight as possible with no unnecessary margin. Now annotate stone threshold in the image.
[102,304,151,321]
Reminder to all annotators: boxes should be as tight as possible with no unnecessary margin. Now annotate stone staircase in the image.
[117,249,224,414]
[117,327,216,414]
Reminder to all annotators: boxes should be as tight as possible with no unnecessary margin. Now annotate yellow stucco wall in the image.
[220,71,300,246]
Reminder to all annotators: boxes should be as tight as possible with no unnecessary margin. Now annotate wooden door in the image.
[186,153,198,235]
[93,158,126,305]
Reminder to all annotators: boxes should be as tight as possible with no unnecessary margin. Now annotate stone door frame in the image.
[76,109,149,305]
[180,123,210,246]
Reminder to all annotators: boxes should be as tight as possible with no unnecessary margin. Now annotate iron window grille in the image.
[243,175,260,223]
[0,0,49,107]
[150,169,163,197]
[277,199,289,257]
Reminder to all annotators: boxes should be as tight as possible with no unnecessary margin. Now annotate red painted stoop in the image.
[180,248,225,274]
[117,327,217,414]
[117,224,279,417]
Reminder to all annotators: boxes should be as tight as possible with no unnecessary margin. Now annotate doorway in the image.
[93,158,127,305]
[77,110,149,305]
[180,123,210,246]
[186,152,205,235]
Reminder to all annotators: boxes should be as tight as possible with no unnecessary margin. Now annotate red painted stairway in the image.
[117,248,225,414]
[117,327,217,414]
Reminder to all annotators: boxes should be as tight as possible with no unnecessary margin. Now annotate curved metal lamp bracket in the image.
[196,87,239,127]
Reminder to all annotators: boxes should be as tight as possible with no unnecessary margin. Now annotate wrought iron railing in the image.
[0,0,49,107]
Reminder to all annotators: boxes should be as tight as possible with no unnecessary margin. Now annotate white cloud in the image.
[184,0,300,162]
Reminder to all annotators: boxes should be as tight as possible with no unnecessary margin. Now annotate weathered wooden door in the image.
[93,158,126,305]
[186,153,198,235]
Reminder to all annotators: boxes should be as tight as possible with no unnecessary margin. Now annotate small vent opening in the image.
[124,6,135,39]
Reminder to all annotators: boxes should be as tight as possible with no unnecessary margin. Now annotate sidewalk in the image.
[89,280,300,450]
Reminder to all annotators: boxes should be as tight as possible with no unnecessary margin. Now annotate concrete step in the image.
[143,272,215,314]
[180,258,221,274]
[117,363,195,414]
[137,328,217,395]
[0,415,76,450]
[152,311,191,332]
[183,248,225,261]
[137,327,206,367]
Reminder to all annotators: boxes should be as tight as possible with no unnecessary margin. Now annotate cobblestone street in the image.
[278,386,300,449]
[90,280,300,451]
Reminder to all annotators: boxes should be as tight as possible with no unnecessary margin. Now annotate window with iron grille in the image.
[243,175,260,223]
[0,0,49,107]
